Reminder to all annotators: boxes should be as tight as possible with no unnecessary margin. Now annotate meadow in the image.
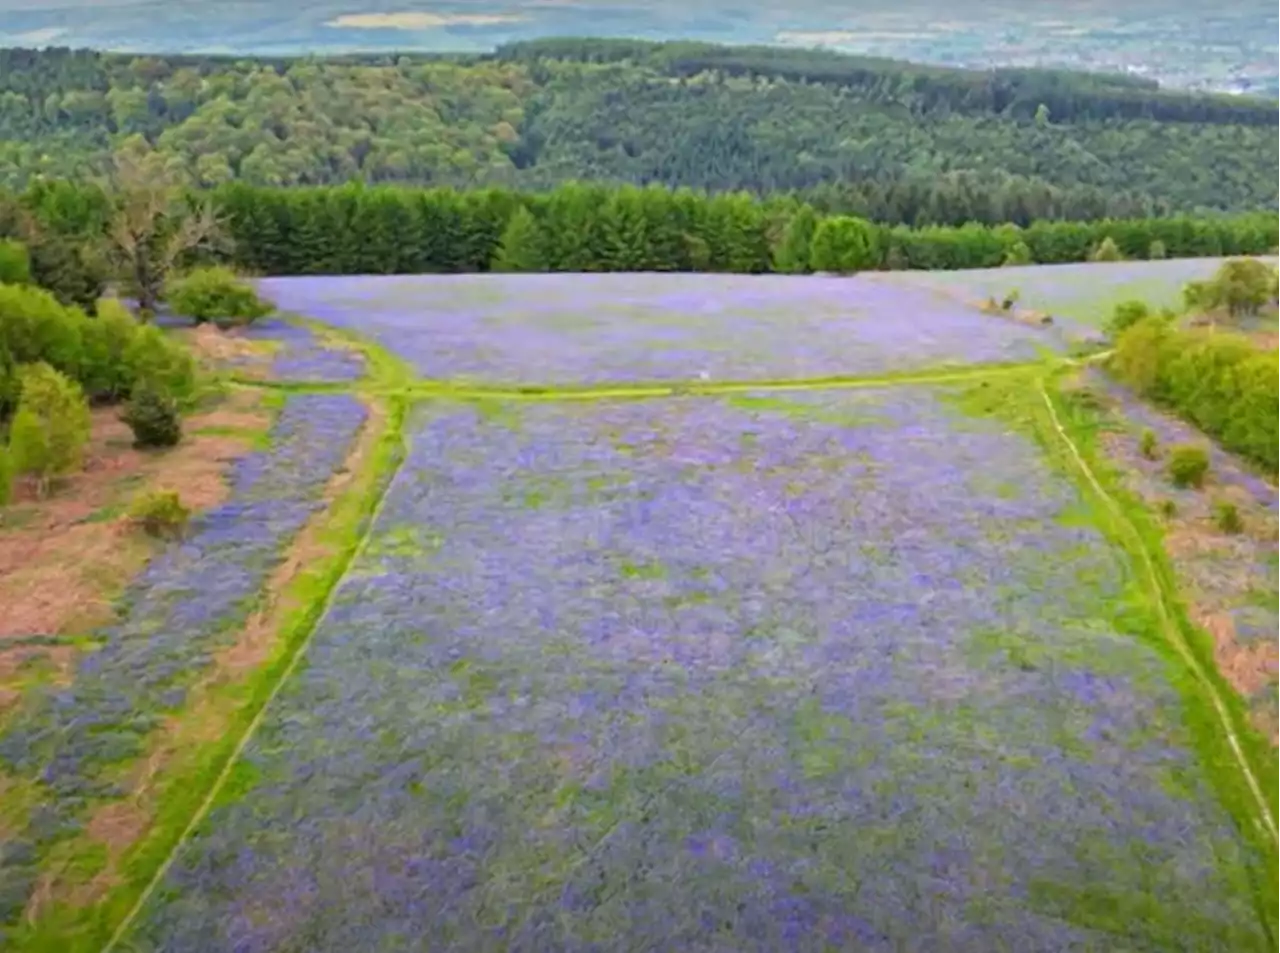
[878,256,1280,332]
[1,261,1276,951]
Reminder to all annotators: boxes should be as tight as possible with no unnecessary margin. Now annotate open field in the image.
[878,257,1280,331]
[1,269,1276,951]
[257,274,1063,385]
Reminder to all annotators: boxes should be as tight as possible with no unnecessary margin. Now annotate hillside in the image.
[0,40,1276,225]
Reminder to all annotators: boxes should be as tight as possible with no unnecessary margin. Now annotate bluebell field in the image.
[126,388,1269,952]
[256,274,1061,384]
[246,319,366,384]
[0,394,367,933]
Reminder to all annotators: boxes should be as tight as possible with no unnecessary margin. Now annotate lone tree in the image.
[104,139,225,315]
[1183,257,1278,323]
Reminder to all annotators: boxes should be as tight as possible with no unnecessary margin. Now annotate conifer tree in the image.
[774,205,818,274]
[491,206,547,273]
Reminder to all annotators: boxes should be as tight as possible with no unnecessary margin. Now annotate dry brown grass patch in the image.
[0,399,265,642]
[1192,610,1279,699]
[186,323,273,367]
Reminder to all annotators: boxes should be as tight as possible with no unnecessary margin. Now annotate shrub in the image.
[1156,498,1177,518]
[166,266,272,329]
[1139,428,1159,460]
[1167,444,1210,488]
[121,384,182,449]
[0,345,16,419]
[0,446,12,506]
[1090,237,1124,262]
[8,363,91,496]
[123,323,197,403]
[1111,319,1277,472]
[1210,258,1275,317]
[0,239,31,285]
[26,232,109,313]
[0,282,85,380]
[1001,241,1032,267]
[1105,299,1150,338]
[809,216,879,274]
[1212,499,1243,534]
[127,489,189,539]
[1148,239,1167,260]
[78,297,143,402]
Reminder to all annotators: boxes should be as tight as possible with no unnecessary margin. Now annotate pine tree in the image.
[601,187,651,272]
[491,206,547,273]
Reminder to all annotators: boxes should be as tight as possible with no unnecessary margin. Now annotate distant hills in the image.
[0,0,1275,94]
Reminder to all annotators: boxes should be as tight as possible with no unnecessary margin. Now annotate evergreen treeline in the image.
[219,184,1280,276]
[0,43,1275,217]
[495,38,1278,127]
[13,179,1271,282]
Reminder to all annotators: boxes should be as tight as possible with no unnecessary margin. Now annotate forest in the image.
[0,40,1276,224]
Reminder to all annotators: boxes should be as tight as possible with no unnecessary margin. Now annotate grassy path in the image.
[76,324,1278,950]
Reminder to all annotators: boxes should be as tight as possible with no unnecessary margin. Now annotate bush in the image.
[1211,258,1272,317]
[1167,444,1210,488]
[1001,241,1032,267]
[166,266,272,329]
[78,297,144,402]
[0,286,196,406]
[121,384,182,449]
[1139,428,1159,460]
[0,239,31,285]
[26,232,109,312]
[1148,239,1167,260]
[0,282,85,380]
[8,362,91,496]
[1212,499,1243,534]
[123,322,197,403]
[0,346,16,419]
[1090,237,1124,262]
[809,216,879,274]
[1111,319,1277,472]
[1156,499,1177,518]
[127,489,189,539]
[1105,299,1151,338]
[0,446,12,506]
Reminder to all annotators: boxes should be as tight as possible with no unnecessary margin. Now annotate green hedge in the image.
[1110,318,1278,473]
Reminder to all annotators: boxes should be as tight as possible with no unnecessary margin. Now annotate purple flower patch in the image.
[125,388,1268,952]
[244,318,366,383]
[256,273,1062,384]
[0,393,368,930]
